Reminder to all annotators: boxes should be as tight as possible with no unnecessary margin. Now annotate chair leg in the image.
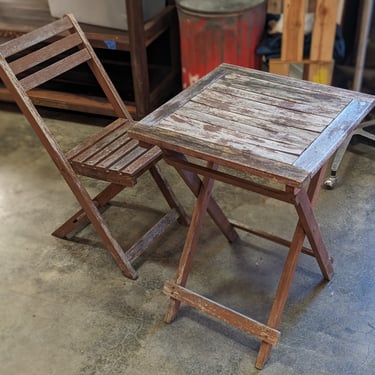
[64,183,139,279]
[53,169,187,278]
[118,165,189,265]
[148,164,190,226]
[52,181,138,278]
[53,183,125,239]
[125,208,180,263]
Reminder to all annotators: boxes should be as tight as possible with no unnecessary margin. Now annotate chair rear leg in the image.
[53,166,188,278]
[117,165,188,267]
[149,164,190,226]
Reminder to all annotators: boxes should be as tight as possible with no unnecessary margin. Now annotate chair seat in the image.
[67,118,162,186]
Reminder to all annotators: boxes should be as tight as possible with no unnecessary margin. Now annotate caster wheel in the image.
[324,176,337,189]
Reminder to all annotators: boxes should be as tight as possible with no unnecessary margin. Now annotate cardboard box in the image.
[48,0,165,30]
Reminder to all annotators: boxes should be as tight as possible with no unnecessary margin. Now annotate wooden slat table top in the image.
[129,64,375,187]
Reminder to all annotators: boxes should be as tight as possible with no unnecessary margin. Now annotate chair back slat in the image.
[0,13,131,118]
[0,17,73,58]
[66,118,129,160]
[10,33,83,75]
[20,49,91,92]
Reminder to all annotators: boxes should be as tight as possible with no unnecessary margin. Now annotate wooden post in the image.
[306,0,338,83]
[281,0,306,61]
[267,0,283,13]
[268,0,340,85]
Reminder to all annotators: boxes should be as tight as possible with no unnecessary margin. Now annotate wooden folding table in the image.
[129,64,375,368]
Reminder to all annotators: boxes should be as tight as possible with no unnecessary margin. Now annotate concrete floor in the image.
[0,106,374,375]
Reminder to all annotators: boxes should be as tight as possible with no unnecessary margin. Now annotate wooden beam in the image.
[281,0,306,61]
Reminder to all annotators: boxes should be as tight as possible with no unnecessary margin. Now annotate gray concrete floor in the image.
[0,106,374,375]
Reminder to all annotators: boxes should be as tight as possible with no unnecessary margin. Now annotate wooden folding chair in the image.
[0,14,188,279]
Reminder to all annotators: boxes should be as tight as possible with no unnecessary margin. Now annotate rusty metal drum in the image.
[176,0,266,88]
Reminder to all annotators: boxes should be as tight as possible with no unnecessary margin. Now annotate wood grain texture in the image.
[310,0,339,61]
[132,64,375,187]
[281,0,306,61]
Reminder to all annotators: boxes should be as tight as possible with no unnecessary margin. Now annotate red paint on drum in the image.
[177,1,266,88]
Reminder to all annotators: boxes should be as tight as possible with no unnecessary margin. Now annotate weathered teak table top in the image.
[129,63,375,369]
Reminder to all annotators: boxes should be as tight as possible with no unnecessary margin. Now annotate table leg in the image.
[295,189,334,281]
[297,163,333,281]
[165,168,216,323]
[166,152,239,243]
[256,165,333,369]
[255,219,307,368]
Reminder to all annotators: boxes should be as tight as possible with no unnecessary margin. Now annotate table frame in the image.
[160,152,332,369]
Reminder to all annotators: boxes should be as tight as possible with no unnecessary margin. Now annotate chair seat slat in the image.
[0,17,73,58]
[20,49,91,91]
[69,123,130,164]
[70,139,161,179]
[86,139,139,168]
[70,144,160,182]
[10,33,83,75]
[110,147,149,171]
[66,118,129,160]
[120,146,162,176]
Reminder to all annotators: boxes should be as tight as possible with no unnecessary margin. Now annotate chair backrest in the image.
[0,14,134,175]
[0,13,131,119]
